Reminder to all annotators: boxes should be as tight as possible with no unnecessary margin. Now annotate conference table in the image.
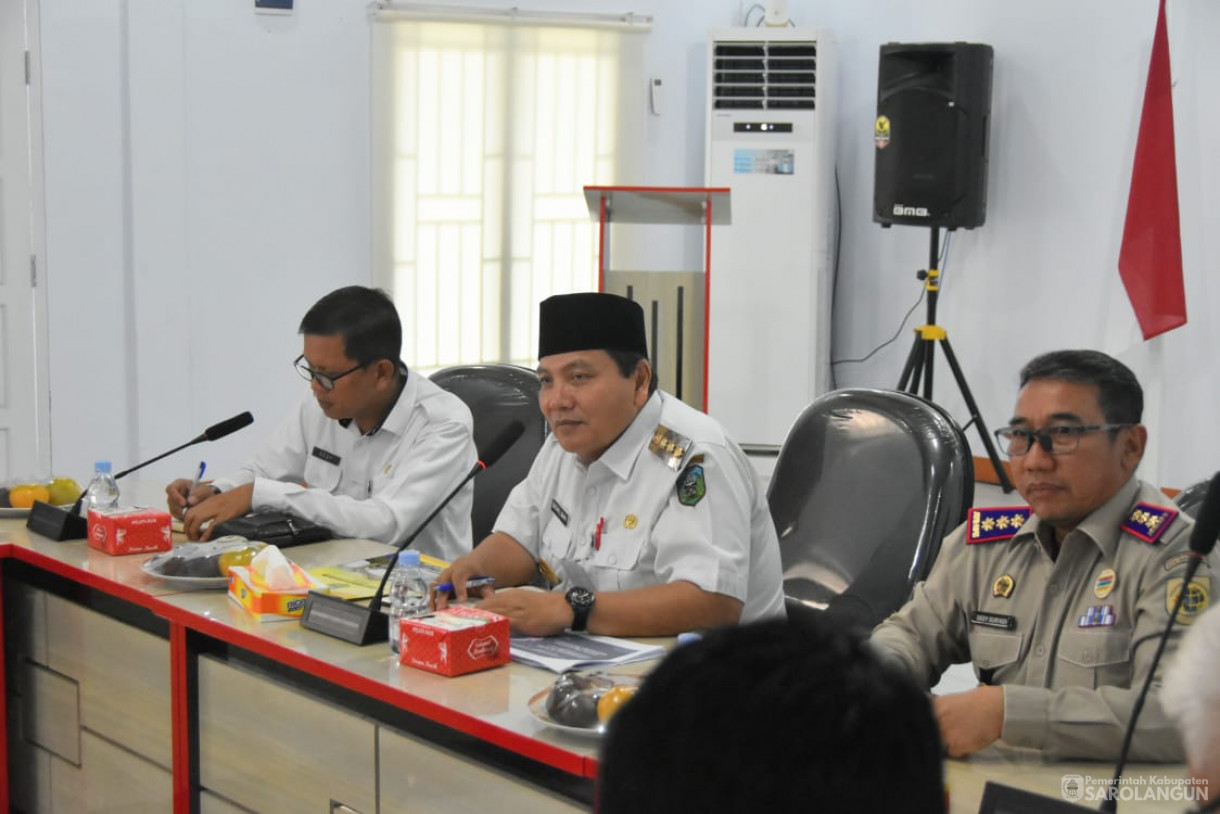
[0,501,1193,813]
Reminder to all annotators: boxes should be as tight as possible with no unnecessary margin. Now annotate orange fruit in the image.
[596,684,638,724]
[10,483,51,509]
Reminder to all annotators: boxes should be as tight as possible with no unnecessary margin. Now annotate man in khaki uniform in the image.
[872,350,1208,761]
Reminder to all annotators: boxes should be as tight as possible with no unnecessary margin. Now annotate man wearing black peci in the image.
[433,292,785,636]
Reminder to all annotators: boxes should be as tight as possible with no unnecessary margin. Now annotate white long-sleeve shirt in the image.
[211,372,477,562]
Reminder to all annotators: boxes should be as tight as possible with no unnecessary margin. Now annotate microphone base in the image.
[300,591,389,646]
[978,781,1098,812]
[26,501,88,541]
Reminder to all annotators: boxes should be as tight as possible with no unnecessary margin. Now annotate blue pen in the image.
[191,461,207,493]
[434,576,495,595]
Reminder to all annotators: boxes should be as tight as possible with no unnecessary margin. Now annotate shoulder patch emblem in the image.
[677,464,706,507]
[1122,502,1179,544]
[649,425,693,471]
[1167,576,1210,624]
[967,507,1031,544]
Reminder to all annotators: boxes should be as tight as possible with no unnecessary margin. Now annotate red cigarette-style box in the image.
[88,508,173,556]
[399,606,510,677]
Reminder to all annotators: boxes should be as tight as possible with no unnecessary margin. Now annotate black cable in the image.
[831,288,925,367]
[827,165,843,388]
[743,4,766,26]
[831,230,954,368]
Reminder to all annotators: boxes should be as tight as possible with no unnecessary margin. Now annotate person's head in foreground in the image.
[536,292,657,464]
[1162,603,1220,805]
[598,618,946,814]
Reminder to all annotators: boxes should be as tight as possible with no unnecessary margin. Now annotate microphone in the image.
[196,411,255,444]
[1100,471,1220,813]
[301,419,526,646]
[113,411,255,479]
[26,411,256,542]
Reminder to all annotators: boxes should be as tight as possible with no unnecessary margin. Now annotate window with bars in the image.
[372,18,645,372]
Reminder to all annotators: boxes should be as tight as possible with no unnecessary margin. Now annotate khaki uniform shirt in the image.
[493,391,786,623]
[872,478,1210,761]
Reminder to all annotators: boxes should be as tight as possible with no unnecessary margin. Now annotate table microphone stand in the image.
[897,226,1014,493]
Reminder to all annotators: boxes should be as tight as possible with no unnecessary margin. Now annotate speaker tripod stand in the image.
[897,227,1014,493]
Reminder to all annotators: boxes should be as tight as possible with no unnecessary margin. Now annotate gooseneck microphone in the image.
[1100,471,1220,813]
[301,419,526,645]
[113,411,254,479]
[27,411,255,542]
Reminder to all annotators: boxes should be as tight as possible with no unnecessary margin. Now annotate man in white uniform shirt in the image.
[166,286,477,562]
[434,292,785,636]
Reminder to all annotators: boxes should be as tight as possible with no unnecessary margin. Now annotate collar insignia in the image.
[1122,502,1179,544]
[967,507,1031,544]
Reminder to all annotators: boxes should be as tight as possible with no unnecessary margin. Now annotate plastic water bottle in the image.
[387,549,428,654]
[80,461,120,515]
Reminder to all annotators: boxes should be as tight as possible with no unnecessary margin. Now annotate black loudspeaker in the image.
[873,42,993,229]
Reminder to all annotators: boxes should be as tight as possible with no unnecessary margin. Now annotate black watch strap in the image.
[565,586,595,632]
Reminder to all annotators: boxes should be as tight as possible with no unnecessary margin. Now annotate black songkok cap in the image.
[538,293,648,359]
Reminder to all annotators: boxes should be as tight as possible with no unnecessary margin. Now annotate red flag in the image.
[1118,0,1186,340]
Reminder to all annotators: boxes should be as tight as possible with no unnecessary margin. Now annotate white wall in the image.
[38,0,1220,490]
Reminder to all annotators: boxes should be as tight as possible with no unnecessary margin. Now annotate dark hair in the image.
[299,286,402,367]
[605,349,659,395]
[598,619,946,814]
[1018,350,1143,424]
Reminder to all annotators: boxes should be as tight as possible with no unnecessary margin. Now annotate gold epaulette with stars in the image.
[1121,502,1179,545]
[648,424,692,472]
[966,506,1032,545]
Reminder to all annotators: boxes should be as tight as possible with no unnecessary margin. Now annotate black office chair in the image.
[1174,478,1211,519]
[767,387,974,632]
[430,365,548,543]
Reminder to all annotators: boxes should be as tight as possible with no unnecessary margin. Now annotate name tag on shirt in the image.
[970,611,1016,631]
[551,499,570,526]
[312,446,341,466]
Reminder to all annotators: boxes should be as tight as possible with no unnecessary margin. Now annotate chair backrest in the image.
[430,365,548,544]
[768,387,974,631]
[1174,478,1211,519]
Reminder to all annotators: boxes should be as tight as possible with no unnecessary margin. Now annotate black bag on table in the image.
[210,511,332,548]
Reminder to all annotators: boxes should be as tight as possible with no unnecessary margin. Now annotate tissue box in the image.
[399,606,510,677]
[227,564,328,621]
[88,508,173,556]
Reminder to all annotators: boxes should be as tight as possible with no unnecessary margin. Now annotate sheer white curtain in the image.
[372,13,646,371]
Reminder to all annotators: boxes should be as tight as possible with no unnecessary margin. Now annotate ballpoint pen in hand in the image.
[190,461,206,496]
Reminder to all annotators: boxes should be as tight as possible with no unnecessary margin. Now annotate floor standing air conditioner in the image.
[705,28,836,448]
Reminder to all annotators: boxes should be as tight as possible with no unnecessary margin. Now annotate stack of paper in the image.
[510,633,666,673]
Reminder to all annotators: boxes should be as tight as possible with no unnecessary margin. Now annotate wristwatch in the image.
[565,586,596,632]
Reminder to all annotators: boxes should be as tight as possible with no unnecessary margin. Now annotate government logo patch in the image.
[1167,576,1210,625]
[677,464,706,507]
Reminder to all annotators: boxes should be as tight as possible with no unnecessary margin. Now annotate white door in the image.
[0,0,50,483]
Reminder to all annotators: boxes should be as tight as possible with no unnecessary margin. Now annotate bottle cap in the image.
[397,549,421,567]
[94,461,113,474]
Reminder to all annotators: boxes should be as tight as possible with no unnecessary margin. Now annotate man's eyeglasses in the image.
[994,423,1134,457]
[294,354,369,391]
